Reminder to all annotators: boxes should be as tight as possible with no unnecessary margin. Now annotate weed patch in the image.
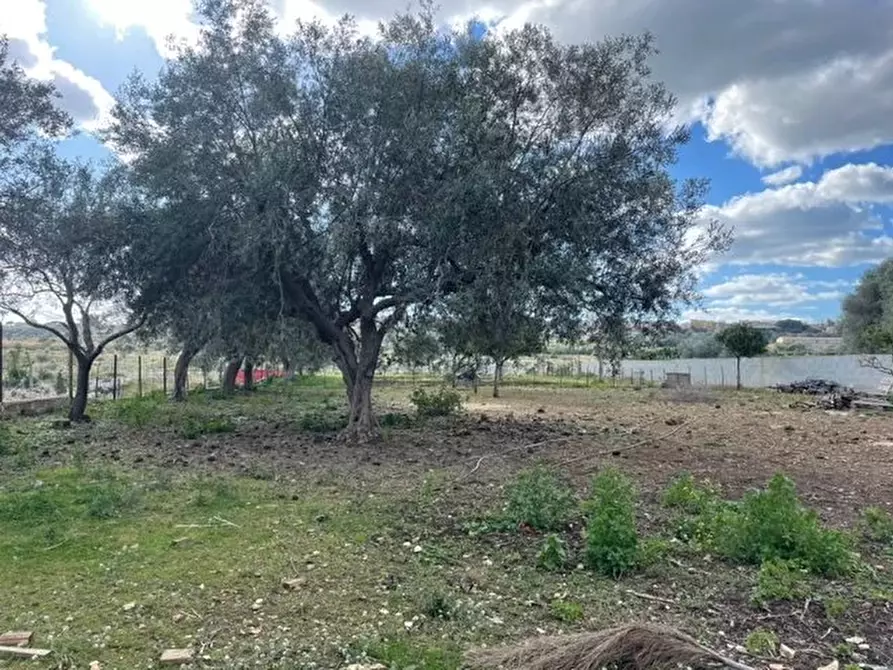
[714,474,854,576]
[662,473,719,514]
[860,506,893,544]
[752,558,810,605]
[745,629,778,655]
[178,415,235,439]
[367,639,461,670]
[410,387,463,417]
[505,465,576,532]
[549,599,584,623]
[584,469,639,577]
[537,533,568,571]
[297,411,346,433]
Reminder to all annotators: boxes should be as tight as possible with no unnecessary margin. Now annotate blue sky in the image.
[4,0,893,324]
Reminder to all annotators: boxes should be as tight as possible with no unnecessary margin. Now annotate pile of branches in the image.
[775,378,855,410]
[772,378,853,395]
[465,623,755,670]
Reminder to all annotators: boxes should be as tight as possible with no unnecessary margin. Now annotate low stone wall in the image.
[1,396,68,417]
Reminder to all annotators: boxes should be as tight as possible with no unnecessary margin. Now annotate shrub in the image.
[714,474,854,576]
[505,466,576,532]
[752,558,810,605]
[662,473,719,514]
[549,599,584,623]
[584,469,639,577]
[860,506,893,544]
[409,387,463,417]
[744,629,778,656]
[113,395,165,428]
[537,533,568,571]
[823,596,849,619]
[380,412,414,428]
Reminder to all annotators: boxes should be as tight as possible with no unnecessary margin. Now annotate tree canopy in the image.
[841,259,893,353]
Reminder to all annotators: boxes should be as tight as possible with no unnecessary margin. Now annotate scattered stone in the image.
[769,664,787,670]
[89,661,101,670]
[282,577,307,590]
[817,660,839,670]
[845,636,865,645]
[251,598,264,611]
[780,644,795,659]
[0,632,32,647]
[345,664,385,670]
[172,613,184,623]
[160,648,193,665]
[413,545,423,553]
[122,602,136,612]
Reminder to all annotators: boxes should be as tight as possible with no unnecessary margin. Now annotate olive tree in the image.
[716,323,767,390]
[0,157,145,420]
[108,0,725,440]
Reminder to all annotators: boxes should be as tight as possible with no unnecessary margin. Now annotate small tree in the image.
[0,157,144,420]
[717,323,767,390]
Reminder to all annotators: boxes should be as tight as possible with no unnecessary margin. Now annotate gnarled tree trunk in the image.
[243,358,255,391]
[173,341,202,401]
[332,318,384,442]
[493,359,505,398]
[69,354,92,422]
[222,357,241,394]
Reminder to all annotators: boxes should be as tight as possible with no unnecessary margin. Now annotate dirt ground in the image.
[3,382,893,669]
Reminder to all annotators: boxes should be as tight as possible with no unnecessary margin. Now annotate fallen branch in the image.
[459,436,574,481]
[465,623,757,670]
[211,516,240,528]
[624,589,676,605]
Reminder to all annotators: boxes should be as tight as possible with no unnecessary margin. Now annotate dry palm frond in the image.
[465,623,757,670]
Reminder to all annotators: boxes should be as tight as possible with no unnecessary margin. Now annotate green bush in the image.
[714,474,854,576]
[860,506,893,544]
[549,599,584,623]
[752,558,810,605]
[380,412,414,428]
[112,394,165,428]
[662,473,719,514]
[537,533,568,571]
[505,466,576,532]
[409,387,463,417]
[85,483,141,519]
[420,591,453,620]
[584,469,639,577]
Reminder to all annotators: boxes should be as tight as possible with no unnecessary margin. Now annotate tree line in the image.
[0,0,727,437]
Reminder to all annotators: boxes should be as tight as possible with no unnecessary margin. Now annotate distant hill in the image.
[1,321,67,341]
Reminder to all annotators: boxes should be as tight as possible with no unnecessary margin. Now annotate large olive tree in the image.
[109,0,725,440]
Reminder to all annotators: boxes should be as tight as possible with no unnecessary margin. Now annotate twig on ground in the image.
[668,557,711,576]
[558,421,692,468]
[820,627,833,640]
[624,589,677,605]
[800,597,811,621]
[459,435,574,481]
[212,515,240,528]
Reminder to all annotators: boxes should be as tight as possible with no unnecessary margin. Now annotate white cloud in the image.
[701,163,893,267]
[83,0,200,59]
[702,273,846,307]
[0,0,114,130]
[516,0,893,167]
[762,166,803,187]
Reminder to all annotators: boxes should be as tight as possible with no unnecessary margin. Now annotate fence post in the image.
[68,350,73,400]
[112,354,118,400]
[162,357,168,396]
[138,355,142,397]
[720,366,725,387]
[650,369,654,384]
[0,321,4,405]
[704,366,708,387]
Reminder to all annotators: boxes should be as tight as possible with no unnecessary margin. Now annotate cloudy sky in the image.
[3,0,893,324]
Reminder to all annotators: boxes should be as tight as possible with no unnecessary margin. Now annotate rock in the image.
[845,636,865,645]
[344,664,385,670]
[282,578,306,590]
[780,644,795,659]
[251,599,263,611]
[89,661,101,670]
[122,602,136,612]
[160,649,193,665]
[817,660,839,670]
[769,664,787,670]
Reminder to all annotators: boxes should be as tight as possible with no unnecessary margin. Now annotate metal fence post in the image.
[112,354,118,400]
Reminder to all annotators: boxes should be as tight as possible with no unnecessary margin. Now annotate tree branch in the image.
[93,314,147,358]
